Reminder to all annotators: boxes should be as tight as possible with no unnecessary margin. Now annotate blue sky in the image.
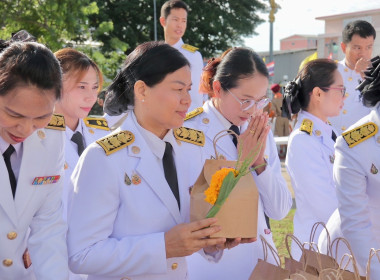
[244,0,380,52]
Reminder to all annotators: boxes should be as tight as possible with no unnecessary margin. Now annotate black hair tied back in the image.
[357,56,380,107]
[282,77,302,119]
[0,30,36,53]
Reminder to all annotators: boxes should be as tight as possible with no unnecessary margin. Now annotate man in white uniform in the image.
[329,20,376,134]
[160,0,204,112]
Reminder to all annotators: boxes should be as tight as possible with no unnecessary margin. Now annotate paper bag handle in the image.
[259,234,282,267]
[309,222,333,257]
[212,129,239,160]
[366,248,380,280]
[331,237,361,279]
[285,234,304,261]
[302,241,325,272]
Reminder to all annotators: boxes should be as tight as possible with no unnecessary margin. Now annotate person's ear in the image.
[312,87,323,100]
[159,17,166,28]
[134,80,148,103]
[341,42,347,54]
[212,80,223,98]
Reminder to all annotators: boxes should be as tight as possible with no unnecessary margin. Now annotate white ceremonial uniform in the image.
[64,117,109,280]
[103,112,129,131]
[67,110,219,280]
[184,101,293,279]
[172,39,204,112]
[0,116,68,280]
[286,110,338,260]
[318,102,380,277]
[329,60,372,134]
[63,117,110,221]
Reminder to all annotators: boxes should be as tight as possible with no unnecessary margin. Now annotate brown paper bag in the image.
[285,234,318,276]
[300,222,339,273]
[190,130,259,238]
[330,237,365,280]
[249,235,291,280]
[290,269,319,280]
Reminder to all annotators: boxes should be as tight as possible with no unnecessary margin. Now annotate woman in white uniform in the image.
[54,48,110,221]
[66,41,236,280]
[185,47,293,279]
[283,59,346,260]
[0,36,68,278]
[318,56,380,278]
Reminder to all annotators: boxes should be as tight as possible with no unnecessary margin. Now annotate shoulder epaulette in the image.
[174,127,205,147]
[46,114,65,131]
[184,107,203,121]
[342,122,378,148]
[300,118,313,135]
[181,44,199,53]
[84,117,110,131]
[96,130,134,156]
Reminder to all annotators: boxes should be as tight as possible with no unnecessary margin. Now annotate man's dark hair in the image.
[160,0,189,19]
[342,20,376,44]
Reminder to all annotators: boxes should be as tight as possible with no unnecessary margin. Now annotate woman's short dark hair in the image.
[161,0,189,19]
[357,56,380,107]
[0,42,62,99]
[200,47,269,97]
[342,20,376,44]
[104,41,190,116]
[282,59,337,119]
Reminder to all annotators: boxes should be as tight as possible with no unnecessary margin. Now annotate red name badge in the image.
[32,175,61,185]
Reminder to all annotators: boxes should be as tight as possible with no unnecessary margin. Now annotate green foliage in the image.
[0,0,99,51]
[89,0,267,57]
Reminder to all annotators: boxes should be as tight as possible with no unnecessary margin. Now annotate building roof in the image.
[281,34,318,41]
[316,8,380,21]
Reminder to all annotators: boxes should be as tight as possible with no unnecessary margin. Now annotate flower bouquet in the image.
[190,130,262,238]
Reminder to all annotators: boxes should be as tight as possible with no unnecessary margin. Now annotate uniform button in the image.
[348,77,353,81]
[343,109,347,114]
[202,118,209,124]
[37,130,45,139]
[341,126,346,131]
[315,130,321,136]
[377,136,380,144]
[171,263,178,270]
[3,259,13,267]
[7,232,17,240]
[131,146,140,154]
[345,93,349,97]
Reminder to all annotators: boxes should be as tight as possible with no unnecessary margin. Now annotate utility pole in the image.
[269,0,278,83]
[153,0,157,41]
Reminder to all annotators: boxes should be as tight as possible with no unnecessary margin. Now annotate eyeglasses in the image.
[321,86,347,97]
[226,88,270,111]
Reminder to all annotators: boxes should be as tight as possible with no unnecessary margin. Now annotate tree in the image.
[0,0,98,51]
[90,0,267,57]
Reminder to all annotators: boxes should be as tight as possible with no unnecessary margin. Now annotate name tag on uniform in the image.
[32,175,61,185]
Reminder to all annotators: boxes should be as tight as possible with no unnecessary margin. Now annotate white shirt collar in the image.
[172,38,184,50]
[131,111,177,160]
[208,99,238,130]
[301,110,333,136]
[0,135,22,156]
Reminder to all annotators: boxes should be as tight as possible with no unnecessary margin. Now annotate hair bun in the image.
[199,57,221,95]
[0,30,36,54]
[282,77,302,119]
[357,56,380,93]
